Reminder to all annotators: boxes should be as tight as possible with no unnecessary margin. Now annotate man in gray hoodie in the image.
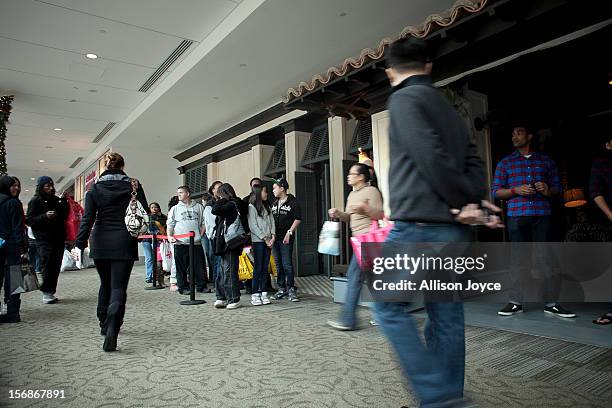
[167,186,208,294]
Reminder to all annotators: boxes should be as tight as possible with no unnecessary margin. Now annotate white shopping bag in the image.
[160,241,173,272]
[317,220,341,256]
[61,249,77,272]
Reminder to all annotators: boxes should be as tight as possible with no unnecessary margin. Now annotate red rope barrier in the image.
[137,231,195,240]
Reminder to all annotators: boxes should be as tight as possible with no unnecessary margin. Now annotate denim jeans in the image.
[0,249,21,319]
[252,242,271,294]
[340,255,362,328]
[506,216,558,304]
[142,241,154,281]
[216,248,241,304]
[202,235,221,283]
[28,242,41,272]
[374,221,470,407]
[272,241,294,290]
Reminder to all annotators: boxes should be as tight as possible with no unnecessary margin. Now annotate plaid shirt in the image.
[492,151,561,217]
[589,153,612,204]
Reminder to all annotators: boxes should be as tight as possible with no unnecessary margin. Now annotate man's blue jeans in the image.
[374,221,470,407]
[272,241,294,290]
[202,235,220,282]
[142,241,154,281]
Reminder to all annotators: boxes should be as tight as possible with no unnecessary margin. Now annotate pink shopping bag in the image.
[350,219,393,268]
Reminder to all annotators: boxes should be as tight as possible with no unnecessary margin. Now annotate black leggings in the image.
[94,259,134,326]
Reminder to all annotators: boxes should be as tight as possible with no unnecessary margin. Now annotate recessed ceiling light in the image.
[339,12,347,17]
[239,63,247,67]
[25,189,29,192]
[30,178,35,181]
[45,146,54,149]
[68,99,77,103]
[88,89,97,93]
[609,80,612,86]
[86,53,98,59]
[38,159,45,163]
[54,128,62,131]
[99,29,107,34]
[213,96,219,100]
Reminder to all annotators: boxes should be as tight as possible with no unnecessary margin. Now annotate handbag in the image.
[350,219,394,268]
[318,220,341,256]
[238,252,254,281]
[21,262,40,292]
[213,224,227,256]
[224,202,246,250]
[124,179,149,238]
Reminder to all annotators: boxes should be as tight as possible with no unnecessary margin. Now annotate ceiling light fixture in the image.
[339,12,347,16]
[25,189,29,192]
[54,128,62,131]
[86,53,98,59]
[239,63,247,67]
[88,89,97,93]
[68,99,77,103]
[38,159,45,163]
[30,177,35,181]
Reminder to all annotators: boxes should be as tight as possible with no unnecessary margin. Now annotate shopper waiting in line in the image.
[74,152,149,352]
[589,135,612,325]
[26,175,68,304]
[167,196,179,291]
[241,177,262,294]
[327,163,383,330]
[204,181,223,287]
[142,202,167,284]
[493,125,575,318]
[149,202,167,286]
[0,175,27,323]
[247,184,275,306]
[167,186,208,295]
[211,183,243,309]
[379,37,503,408]
[271,178,301,302]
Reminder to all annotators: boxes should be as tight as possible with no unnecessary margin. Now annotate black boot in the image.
[97,308,107,336]
[103,302,124,352]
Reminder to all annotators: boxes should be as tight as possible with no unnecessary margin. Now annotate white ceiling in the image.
[1,0,455,202]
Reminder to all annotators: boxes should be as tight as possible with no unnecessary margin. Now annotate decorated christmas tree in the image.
[0,95,15,176]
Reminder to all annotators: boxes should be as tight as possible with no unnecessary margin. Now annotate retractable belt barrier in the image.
[137,231,206,306]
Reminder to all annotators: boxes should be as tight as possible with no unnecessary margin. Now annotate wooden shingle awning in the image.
[282,0,489,104]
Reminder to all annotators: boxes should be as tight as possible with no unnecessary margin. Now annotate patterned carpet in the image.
[0,266,611,408]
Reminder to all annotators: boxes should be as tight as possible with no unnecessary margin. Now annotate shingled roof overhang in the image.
[284,0,612,117]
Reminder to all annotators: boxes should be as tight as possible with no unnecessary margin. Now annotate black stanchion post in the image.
[145,234,164,291]
[180,231,206,305]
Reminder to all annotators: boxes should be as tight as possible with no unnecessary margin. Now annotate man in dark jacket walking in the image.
[375,37,497,408]
[26,176,68,304]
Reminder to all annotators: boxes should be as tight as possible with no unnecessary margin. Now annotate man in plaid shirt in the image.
[590,136,612,325]
[492,125,575,318]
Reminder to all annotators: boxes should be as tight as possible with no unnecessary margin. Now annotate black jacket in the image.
[271,194,301,238]
[0,194,26,264]
[75,170,148,260]
[26,191,68,244]
[388,75,486,223]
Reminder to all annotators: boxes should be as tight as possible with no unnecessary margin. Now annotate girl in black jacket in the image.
[75,152,148,352]
[0,175,26,323]
[26,175,68,304]
[211,183,243,309]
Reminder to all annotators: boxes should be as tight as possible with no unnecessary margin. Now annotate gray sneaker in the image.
[272,288,287,300]
[287,287,299,302]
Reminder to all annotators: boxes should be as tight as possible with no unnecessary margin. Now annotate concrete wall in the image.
[215,150,254,198]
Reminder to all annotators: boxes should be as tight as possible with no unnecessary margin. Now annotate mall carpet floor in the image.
[1,266,611,408]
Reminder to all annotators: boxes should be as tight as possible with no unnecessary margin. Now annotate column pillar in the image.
[371,110,391,216]
[328,116,357,210]
[251,144,275,178]
[284,131,311,191]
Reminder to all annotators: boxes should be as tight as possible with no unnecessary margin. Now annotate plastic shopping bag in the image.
[238,253,254,281]
[317,220,341,256]
[350,219,394,268]
[159,241,173,272]
[61,249,77,272]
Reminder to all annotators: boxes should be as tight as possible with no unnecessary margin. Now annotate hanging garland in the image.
[0,95,14,176]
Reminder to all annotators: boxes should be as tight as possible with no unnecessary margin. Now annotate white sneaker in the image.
[251,294,262,306]
[261,292,271,305]
[226,301,241,310]
[42,293,58,304]
[214,300,227,308]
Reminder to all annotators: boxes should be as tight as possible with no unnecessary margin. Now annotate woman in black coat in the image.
[26,175,68,304]
[75,152,148,352]
[211,183,244,310]
[0,175,27,323]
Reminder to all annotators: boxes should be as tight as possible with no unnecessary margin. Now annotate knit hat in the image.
[37,176,53,187]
